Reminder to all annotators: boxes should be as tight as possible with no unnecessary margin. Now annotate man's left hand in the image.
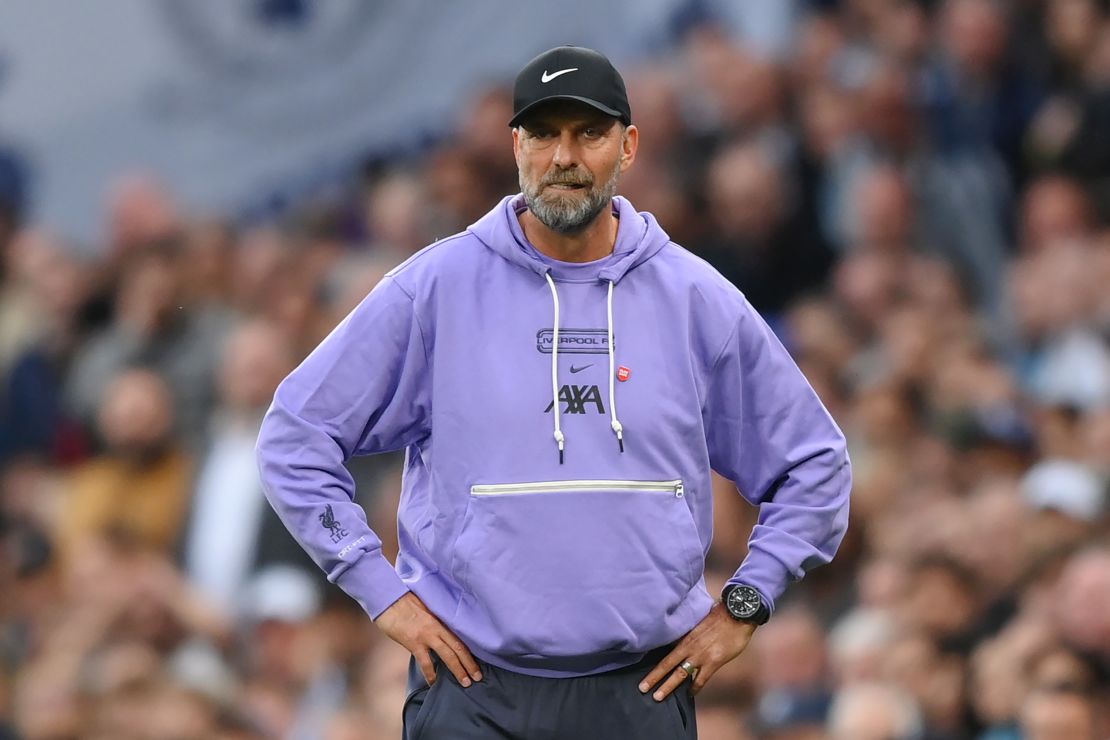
[638,601,757,701]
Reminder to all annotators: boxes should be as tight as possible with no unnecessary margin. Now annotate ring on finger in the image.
[678,660,699,681]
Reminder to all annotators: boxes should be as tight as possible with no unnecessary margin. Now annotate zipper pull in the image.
[675,482,684,498]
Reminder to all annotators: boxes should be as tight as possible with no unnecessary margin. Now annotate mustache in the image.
[541,170,593,187]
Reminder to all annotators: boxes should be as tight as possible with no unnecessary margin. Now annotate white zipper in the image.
[471,479,685,498]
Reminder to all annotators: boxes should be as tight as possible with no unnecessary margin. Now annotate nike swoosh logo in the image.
[569,364,593,373]
[541,68,578,83]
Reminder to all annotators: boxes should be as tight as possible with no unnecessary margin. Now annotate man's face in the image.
[513,101,637,234]
[1021,691,1098,740]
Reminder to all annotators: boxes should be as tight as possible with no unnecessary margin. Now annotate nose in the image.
[551,130,579,169]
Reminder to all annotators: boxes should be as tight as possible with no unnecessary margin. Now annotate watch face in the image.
[727,585,762,620]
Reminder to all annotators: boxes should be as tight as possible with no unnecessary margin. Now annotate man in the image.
[1019,687,1102,740]
[256,46,851,739]
[827,683,924,740]
[180,319,314,616]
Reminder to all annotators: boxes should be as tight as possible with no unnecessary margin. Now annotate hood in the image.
[467,193,671,283]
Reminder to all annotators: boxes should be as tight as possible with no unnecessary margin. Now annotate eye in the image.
[583,127,602,139]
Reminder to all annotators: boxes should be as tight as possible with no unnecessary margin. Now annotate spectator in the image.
[1018,175,1098,255]
[180,219,238,313]
[180,319,310,615]
[827,607,897,685]
[1053,547,1110,662]
[363,169,430,258]
[699,139,833,316]
[66,243,228,448]
[1019,687,1101,740]
[60,368,192,559]
[753,609,831,716]
[923,0,1044,181]
[826,57,1012,314]
[104,173,182,263]
[827,683,924,740]
[1009,241,1110,408]
[0,230,90,464]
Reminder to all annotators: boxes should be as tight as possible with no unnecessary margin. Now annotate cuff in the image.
[732,548,794,615]
[334,551,410,620]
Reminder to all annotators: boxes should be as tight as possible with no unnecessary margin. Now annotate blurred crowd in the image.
[2,0,1110,738]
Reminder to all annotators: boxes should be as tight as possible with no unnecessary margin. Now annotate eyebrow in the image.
[521,117,616,133]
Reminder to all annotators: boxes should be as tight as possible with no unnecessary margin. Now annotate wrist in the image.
[721,583,770,626]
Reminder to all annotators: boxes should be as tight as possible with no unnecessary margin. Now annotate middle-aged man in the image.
[256,46,851,739]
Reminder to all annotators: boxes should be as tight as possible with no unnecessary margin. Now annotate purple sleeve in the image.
[705,298,851,612]
[256,277,430,619]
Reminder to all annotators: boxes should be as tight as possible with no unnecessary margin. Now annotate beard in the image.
[520,157,622,234]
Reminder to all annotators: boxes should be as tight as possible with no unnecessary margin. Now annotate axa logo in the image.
[544,384,605,414]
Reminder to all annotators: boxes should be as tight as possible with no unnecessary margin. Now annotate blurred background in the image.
[1,1,1109,738]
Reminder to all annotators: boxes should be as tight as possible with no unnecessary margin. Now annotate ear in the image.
[512,126,522,166]
[619,124,639,173]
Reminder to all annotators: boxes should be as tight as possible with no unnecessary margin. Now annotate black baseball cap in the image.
[509,46,632,128]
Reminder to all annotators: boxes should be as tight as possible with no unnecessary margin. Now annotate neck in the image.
[519,204,619,263]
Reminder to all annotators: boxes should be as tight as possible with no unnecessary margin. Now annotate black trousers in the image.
[401,643,697,740]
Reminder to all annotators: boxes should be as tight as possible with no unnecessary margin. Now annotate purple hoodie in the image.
[256,194,851,677]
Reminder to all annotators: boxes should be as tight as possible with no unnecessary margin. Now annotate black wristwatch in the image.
[722,584,770,625]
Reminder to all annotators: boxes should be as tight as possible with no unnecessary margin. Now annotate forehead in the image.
[518,99,618,130]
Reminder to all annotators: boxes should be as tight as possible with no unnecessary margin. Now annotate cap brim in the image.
[509,95,627,128]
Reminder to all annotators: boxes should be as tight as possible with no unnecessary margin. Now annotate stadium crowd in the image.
[2,0,1110,738]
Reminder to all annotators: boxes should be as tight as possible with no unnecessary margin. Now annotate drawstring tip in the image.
[611,421,625,454]
[559,449,564,464]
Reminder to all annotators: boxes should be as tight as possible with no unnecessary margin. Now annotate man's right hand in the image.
[374,592,483,687]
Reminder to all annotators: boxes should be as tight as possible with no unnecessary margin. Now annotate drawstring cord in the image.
[545,273,565,464]
[606,280,624,453]
[544,273,626,463]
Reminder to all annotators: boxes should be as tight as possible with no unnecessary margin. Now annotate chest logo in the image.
[544,384,605,414]
[536,328,611,355]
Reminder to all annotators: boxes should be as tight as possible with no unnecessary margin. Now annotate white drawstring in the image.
[544,274,625,462]
[545,273,565,464]
[606,280,624,453]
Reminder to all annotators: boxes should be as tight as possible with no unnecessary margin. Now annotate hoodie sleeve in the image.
[705,297,851,612]
[256,276,431,620]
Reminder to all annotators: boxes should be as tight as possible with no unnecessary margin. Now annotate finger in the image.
[432,637,474,688]
[689,663,718,696]
[650,666,691,702]
[414,648,437,686]
[638,643,688,693]
[440,631,483,681]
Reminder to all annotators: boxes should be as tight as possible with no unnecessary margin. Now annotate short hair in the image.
[828,683,923,740]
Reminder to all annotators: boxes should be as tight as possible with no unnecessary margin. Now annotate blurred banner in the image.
[0,0,705,243]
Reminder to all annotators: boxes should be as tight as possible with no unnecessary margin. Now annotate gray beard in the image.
[520,160,621,234]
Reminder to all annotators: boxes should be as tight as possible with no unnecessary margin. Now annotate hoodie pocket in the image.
[453,479,704,657]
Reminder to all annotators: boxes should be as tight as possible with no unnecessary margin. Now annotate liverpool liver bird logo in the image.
[319,504,349,544]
